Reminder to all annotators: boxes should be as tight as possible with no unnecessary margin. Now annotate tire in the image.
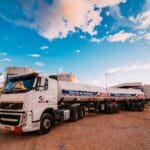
[106,103,115,114]
[109,108,115,114]
[70,107,79,122]
[115,104,120,113]
[140,105,144,111]
[136,102,141,111]
[121,103,126,110]
[38,113,53,135]
[78,107,85,119]
[99,104,106,113]
[130,103,136,111]
[139,102,144,112]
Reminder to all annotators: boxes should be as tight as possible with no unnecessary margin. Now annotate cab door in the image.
[31,77,57,122]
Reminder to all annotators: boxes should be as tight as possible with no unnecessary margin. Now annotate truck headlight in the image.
[21,113,27,126]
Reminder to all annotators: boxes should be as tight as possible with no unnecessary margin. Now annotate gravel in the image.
[0,106,150,150]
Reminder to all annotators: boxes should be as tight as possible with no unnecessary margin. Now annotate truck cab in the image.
[0,67,58,134]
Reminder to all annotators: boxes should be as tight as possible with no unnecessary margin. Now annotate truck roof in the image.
[8,73,38,79]
[6,67,38,76]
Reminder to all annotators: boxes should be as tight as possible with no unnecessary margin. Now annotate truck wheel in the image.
[70,108,79,122]
[78,107,85,119]
[38,113,53,135]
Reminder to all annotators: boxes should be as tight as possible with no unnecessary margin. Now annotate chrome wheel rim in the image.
[43,119,51,129]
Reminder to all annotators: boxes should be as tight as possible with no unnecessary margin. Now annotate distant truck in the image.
[0,67,145,134]
[112,82,150,102]
[143,85,150,101]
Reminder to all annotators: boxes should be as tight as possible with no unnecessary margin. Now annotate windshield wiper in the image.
[14,89,28,92]
[3,88,28,94]
[3,90,13,94]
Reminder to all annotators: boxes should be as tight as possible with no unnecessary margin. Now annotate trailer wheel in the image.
[70,107,79,122]
[38,113,53,135]
[129,102,136,111]
[139,102,144,111]
[78,107,85,119]
[136,102,141,111]
[106,103,115,114]
[115,104,120,113]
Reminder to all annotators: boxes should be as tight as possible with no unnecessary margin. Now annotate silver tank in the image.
[58,81,108,102]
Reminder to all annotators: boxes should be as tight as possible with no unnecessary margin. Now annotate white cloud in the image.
[91,37,104,43]
[27,54,40,58]
[0,52,7,56]
[109,5,124,19]
[105,11,110,16]
[106,62,150,74]
[143,33,150,40]
[58,68,63,73]
[0,74,5,83]
[107,30,136,42]
[130,32,150,42]
[75,49,80,53]
[35,62,44,67]
[145,0,150,9]
[106,31,110,34]
[40,45,49,50]
[105,63,150,86]
[104,24,108,28]
[0,74,5,87]
[79,35,86,39]
[0,13,12,24]
[82,78,102,86]
[12,0,126,40]
[88,62,150,87]
[91,79,101,86]
[129,10,150,30]
[0,58,11,62]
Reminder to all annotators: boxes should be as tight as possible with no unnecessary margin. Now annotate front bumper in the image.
[0,111,40,133]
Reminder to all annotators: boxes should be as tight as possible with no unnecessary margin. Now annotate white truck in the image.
[0,67,145,134]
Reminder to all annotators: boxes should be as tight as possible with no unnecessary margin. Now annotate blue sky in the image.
[0,0,150,86]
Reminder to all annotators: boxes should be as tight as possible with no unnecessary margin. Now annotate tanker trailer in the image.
[58,81,108,102]
[108,88,145,111]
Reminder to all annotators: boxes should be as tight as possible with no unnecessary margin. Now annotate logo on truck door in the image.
[38,96,49,103]
[38,96,45,103]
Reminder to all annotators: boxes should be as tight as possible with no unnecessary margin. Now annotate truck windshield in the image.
[3,74,36,94]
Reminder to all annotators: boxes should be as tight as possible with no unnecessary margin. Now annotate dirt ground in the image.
[0,105,150,150]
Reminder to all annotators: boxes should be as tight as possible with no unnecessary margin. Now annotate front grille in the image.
[0,114,21,126]
[0,102,23,110]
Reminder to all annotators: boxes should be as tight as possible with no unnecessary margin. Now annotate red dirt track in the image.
[0,106,150,150]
